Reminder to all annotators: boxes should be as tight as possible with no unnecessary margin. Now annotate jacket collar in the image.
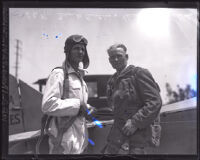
[113,65,136,80]
[62,61,85,80]
[62,61,77,74]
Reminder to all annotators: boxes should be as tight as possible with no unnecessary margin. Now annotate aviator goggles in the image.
[71,35,88,45]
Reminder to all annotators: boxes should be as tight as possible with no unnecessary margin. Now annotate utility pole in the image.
[14,39,22,79]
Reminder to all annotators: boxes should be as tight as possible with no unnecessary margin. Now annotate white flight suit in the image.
[42,63,88,154]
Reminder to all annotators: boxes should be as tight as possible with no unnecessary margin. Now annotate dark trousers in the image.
[104,125,147,154]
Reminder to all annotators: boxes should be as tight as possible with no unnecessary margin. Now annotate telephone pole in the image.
[14,39,22,79]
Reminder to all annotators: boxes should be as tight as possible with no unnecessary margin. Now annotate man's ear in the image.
[125,54,129,59]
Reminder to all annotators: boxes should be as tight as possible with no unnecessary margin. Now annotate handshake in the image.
[79,102,97,119]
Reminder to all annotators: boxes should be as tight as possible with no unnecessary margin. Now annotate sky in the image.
[9,8,197,104]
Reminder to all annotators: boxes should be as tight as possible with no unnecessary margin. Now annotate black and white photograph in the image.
[5,5,198,157]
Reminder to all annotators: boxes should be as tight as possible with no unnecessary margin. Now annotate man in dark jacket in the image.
[105,44,162,154]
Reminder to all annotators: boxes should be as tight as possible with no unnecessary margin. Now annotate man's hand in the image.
[85,104,97,118]
[122,119,137,136]
[79,101,88,116]
[80,103,97,118]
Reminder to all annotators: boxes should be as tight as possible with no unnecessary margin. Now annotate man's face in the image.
[108,47,128,72]
[70,44,85,65]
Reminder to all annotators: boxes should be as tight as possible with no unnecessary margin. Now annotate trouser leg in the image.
[104,125,127,154]
[104,142,121,154]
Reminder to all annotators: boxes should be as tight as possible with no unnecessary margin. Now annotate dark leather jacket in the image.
[107,65,162,147]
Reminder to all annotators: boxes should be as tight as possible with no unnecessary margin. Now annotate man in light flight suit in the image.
[42,35,92,154]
